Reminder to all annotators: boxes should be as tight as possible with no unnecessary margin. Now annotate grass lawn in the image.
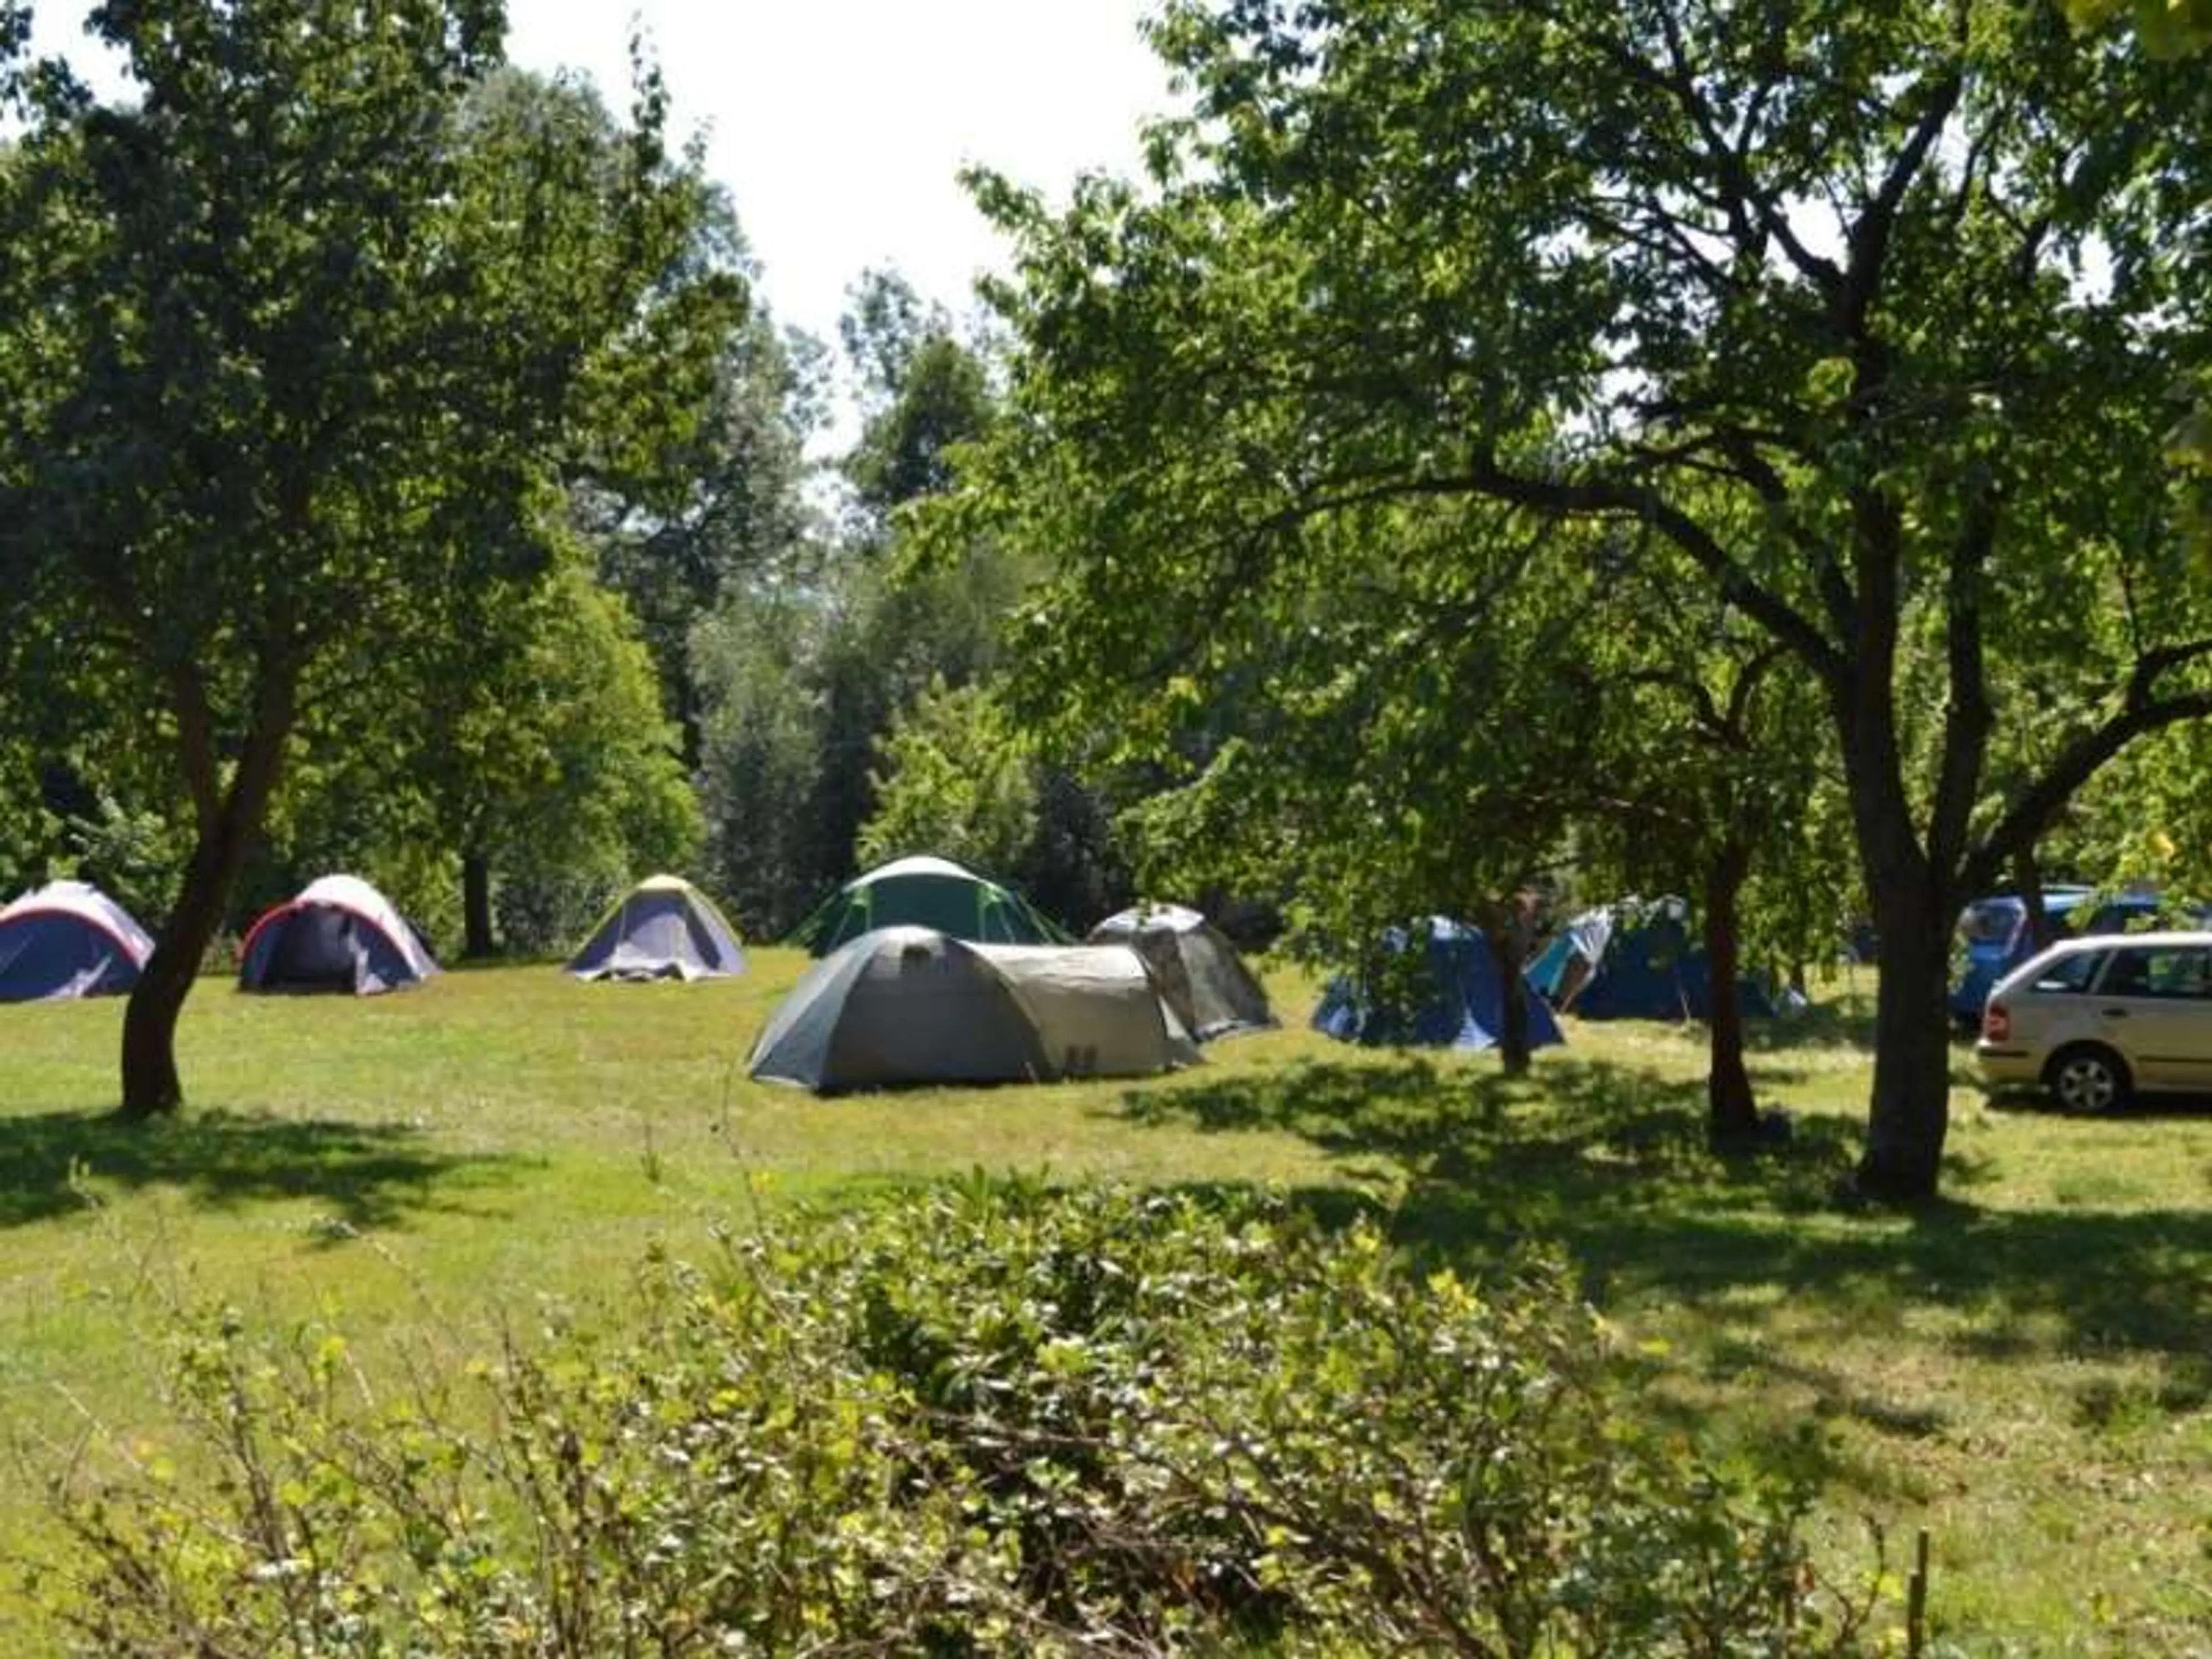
[2,951,2209,1652]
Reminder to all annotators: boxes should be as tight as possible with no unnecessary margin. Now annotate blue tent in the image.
[1313,918,1563,1051]
[0,880,153,1002]
[1528,899,1781,1022]
[239,874,438,996]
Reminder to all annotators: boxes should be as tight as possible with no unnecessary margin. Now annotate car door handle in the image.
[2101,1007,2130,1018]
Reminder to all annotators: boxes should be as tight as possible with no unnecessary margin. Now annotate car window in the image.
[2095,947,2212,999]
[2031,952,2103,994]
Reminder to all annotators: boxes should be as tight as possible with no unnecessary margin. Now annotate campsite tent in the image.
[1312,918,1563,1052]
[750,927,1198,1093]
[1088,903,1276,1040]
[1527,897,1781,1021]
[750,927,1056,1092]
[567,874,746,982]
[238,874,438,995]
[972,942,1201,1077]
[791,854,1064,956]
[0,880,154,1002]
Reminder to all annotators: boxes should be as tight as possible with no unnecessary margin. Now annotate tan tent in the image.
[974,942,1201,1077]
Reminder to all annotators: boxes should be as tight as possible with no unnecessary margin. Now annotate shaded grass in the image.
[0,1108,517,1234]
[2,957,2210,1651]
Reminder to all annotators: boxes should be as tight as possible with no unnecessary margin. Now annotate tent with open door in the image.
[238,875,438,995]
[790,854,1064,956]
[0,880,154,1002]
[1527,896,1782,1021]
[1313,918,1563,1052]
[567,874,746,982]
[1087,903,1275,1040]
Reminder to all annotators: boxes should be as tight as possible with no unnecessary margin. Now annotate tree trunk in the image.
[1855,874,1957,1199]
[1831,634,1960,1201]
[2016,845,2050,950]
[120,810,260,1117]
[1702,838,1760,1143]
[119,699,294,1119]
[462,849,495,959]
[1488,926,1532,1076]
[119,840,231,1117]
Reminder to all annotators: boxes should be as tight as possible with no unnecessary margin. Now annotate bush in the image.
[35,1184,1882,1655]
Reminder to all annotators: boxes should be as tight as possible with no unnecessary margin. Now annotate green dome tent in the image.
[789,854,1065,957]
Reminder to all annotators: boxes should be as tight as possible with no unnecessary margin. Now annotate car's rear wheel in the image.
[2045,1044,2132,1114]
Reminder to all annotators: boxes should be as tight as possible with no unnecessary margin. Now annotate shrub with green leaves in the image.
[35,1183,1882,1655]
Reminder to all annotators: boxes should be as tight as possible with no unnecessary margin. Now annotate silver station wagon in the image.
[1975,931,2212,1112]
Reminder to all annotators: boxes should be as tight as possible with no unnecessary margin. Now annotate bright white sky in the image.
[502,2,1175,347]
[30,1,1175,346]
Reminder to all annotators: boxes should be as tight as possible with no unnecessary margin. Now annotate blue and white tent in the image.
[1527,897,1783,1021]
[1313,918,1563,1052]
[567,874,745,982]
[0,880,154,1002]
[239,874,438,996]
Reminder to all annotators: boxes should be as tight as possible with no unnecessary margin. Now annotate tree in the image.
[691,540,1026,934]
[976,488,1603,1075]
[691,287,1017,934]
[1563,594,1841,1140]
[840,268,997,547]
[589,305,823,762]
[0,733,54,899]
[964,0,2212,1197]
[273,548,700,959]
[0,0,740,1113]
[2065,0,2212,55]
[858,677,1039,877]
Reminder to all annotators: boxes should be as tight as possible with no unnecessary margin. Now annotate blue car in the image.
[1950,888,2172,1028]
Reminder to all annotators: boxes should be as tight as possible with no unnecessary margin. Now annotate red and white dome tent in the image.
[0,880,155,1002]
[238,874,438,996]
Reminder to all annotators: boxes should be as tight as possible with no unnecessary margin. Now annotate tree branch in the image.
[1927,484,2000,874]
[1838,65,1963,339]
[1460,448,1847,681]
[1969,671,2212,891]
[162,660,224,838]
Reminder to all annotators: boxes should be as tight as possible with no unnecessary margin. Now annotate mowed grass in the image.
[2,951,2210,1652]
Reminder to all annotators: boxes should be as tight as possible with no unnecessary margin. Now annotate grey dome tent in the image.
[790,855,1064,956]
[0,880,154,1002]
[567,874,746,982]
[238,874,437,995]
[749,927,1198,1094]
[750,927,1055,1092]
[1088,903,1276,1040]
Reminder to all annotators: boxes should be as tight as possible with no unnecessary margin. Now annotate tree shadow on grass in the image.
[1739,994,1879,1052]
[0,1108,521,1242]
[1120,1055,2211,1399]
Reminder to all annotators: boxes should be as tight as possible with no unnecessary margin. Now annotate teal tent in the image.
[790,855,1065,957]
